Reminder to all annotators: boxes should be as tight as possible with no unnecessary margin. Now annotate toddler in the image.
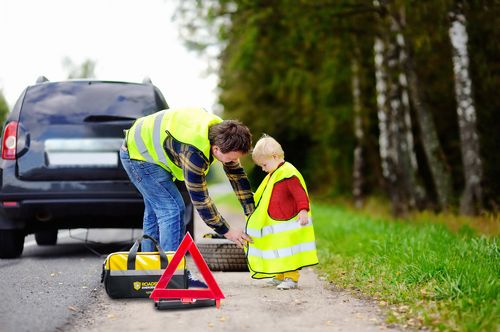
[245,135,318,290]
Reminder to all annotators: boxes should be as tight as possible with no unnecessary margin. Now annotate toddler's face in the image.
[256,156,283,173]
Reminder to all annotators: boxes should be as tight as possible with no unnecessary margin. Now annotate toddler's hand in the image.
[298,210,309,226]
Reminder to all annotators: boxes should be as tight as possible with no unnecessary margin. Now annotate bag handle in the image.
[127,234,169,270]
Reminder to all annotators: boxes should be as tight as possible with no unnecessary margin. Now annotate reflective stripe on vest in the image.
[133,118,156,164]
[245,162,318,278]
[126,108,222,180]
[246,218,312,238]
[247,241,316,259]
[152,111,169,166]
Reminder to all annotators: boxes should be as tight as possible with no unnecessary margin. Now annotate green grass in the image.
[314,203,499,331]
[213,190,241,212]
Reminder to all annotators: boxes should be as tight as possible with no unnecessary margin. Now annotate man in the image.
[119,107,254,286]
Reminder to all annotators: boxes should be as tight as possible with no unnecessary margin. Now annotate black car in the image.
[0,77,193,258]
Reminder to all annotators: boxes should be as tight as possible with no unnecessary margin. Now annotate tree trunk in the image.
[405,45,453,211]
[390,5,452,210]
[374,0,429,215]
[351,56,364,209]
[449,1,483,215]
[374,0,409,215]
[386,30,411,214]
[374,36,399,210]
[389,9,426,209]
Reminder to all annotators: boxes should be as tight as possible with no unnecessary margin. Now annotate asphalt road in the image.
[0,229,141,332]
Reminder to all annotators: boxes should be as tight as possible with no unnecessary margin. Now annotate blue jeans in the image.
[119,149,185,252]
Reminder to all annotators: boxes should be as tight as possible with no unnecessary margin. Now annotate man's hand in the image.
[298,210,309,226]
[224,228,253,248]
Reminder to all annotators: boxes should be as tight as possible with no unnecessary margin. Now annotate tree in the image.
[62,57,97,79]
[448,0,483,215]
[389,1,454,211]
[374,0,426,215]
[0,90,9,125]
[404,36,453,211]
[351,52,365,208]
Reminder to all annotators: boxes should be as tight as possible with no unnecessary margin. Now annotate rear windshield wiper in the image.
[84,115,137,122]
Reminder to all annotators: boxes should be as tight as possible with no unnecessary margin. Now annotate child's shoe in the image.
[266,277,282,286]
[276,278,298,290]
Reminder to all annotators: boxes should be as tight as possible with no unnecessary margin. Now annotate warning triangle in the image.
[150,232,225,308]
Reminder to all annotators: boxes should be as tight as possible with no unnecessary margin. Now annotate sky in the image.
[0,0,217,110]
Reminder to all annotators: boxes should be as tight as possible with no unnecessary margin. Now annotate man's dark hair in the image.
[208,120,252,154]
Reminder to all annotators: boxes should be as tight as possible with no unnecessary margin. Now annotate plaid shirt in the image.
[164,136,255,235]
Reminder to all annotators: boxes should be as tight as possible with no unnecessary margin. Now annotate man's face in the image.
[212,145,245,164]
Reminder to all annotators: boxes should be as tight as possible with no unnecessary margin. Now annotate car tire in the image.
[196,238,248,272]
[0,229,25,258]
[35,230,58,246]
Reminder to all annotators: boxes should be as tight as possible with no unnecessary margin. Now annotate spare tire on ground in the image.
[196,238,248,272]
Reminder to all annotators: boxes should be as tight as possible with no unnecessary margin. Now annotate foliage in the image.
[62,57,97,79]
[173,0,499,211]
[0,90,9,125]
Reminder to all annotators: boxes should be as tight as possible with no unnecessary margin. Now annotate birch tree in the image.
[374,0,425,214]
[388,3,453,211]
[374,34,398,208]
[404,44,453,211]
[351,55,364,208]
[449,0,483,214]
[387,7,424,210]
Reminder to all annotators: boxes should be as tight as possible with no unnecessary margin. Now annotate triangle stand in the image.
[150,232,225,309]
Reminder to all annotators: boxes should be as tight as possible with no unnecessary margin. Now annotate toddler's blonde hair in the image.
[252,135,285,163]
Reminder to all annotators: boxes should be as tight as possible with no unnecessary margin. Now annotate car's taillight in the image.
[2,121,18,160]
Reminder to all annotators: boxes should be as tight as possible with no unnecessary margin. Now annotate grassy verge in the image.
[213,191,241,213]
[314,203,499,331]
[214,192,499,331]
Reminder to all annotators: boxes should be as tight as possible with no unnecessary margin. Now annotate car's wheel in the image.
[0,230,25,258]
[197,238,248,272]
[35,230,58,246]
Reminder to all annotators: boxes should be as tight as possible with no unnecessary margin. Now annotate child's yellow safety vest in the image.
[245,162,318,279]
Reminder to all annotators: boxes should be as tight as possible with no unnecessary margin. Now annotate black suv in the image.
[0,78,193,258]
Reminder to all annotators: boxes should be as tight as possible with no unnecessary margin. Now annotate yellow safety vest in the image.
[126,108,222,181]
[245,162,318,279]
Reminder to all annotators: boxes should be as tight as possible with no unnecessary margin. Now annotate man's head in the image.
[209,120,252,163]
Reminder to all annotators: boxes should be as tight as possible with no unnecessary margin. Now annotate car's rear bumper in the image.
[0,197,144,231]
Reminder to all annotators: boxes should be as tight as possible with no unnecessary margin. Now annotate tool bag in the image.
[101,235,187,299]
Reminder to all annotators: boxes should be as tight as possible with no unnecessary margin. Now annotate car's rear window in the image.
[21,81,162,124]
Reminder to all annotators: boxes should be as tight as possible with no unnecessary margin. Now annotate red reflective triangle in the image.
[149,232,225,306]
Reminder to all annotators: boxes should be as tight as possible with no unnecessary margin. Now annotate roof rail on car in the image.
[36,76,49,83]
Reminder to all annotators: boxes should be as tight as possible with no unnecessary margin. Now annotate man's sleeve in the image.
[180,150,230,235]
[222,161,255,216]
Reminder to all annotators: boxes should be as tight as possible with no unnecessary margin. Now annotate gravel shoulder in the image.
[70,267,402,332]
